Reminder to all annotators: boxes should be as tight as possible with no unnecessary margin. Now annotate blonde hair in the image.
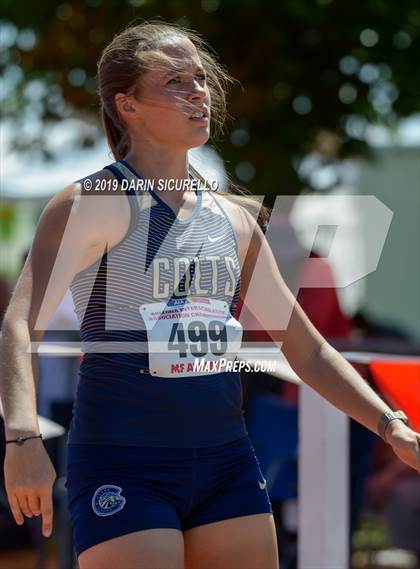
[97,18,270,227]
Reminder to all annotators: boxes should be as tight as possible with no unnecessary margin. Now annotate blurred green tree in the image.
[1,0,419,199]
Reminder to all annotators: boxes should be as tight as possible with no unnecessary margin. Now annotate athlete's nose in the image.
[186,78,206,104]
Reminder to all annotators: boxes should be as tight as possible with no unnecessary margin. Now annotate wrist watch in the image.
[378,410,409,443]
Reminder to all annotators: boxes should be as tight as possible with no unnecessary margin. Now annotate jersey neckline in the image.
[119,159,203,225]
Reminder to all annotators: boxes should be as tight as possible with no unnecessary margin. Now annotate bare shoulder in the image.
[212,191,264,267]
[44,168,116,212]
[3,169,127,333]
[213,191,262,232]
[42,168,127,242]
[34,167,130,277]
[77,167,118,195]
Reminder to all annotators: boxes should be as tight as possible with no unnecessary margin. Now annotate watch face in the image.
[393,411,408,424]
[379,411,409,441]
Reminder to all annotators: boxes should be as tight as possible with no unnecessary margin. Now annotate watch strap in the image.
[378,410,409,443]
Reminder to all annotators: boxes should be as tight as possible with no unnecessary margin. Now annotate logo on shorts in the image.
[92,485,126,517]
[258,479,267,490]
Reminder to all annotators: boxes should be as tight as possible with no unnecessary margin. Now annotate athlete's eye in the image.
[167,74,206,85]
[167,76,182,84]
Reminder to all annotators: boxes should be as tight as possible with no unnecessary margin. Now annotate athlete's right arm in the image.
[0,174,117,537]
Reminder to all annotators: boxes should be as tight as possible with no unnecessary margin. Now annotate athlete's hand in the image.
[386,421,420,475]
[4,438,57,537]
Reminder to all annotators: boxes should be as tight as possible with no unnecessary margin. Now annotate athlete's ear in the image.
[115,93,137,121]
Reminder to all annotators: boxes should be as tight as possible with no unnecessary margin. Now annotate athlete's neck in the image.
[124,144,190,186]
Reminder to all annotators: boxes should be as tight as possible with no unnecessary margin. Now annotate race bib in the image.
[139,297,243,377]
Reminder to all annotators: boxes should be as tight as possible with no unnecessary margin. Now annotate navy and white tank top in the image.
[67,160,248,447]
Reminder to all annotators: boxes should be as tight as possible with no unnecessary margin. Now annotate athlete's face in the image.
[122,38,211,149]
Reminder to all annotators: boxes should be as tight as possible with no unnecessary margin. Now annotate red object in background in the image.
[370,360,420,432]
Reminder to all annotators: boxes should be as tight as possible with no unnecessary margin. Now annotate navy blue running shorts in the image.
[65,435,273,558]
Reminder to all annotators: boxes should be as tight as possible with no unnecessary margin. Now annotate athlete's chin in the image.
[169,123,210,149]
[183,130,210,149]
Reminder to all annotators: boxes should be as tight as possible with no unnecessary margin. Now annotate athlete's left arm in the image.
[227,198,420,474]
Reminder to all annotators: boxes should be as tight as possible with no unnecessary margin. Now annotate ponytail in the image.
[101,107,129,161]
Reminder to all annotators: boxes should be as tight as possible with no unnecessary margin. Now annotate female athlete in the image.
[1,19,419,569]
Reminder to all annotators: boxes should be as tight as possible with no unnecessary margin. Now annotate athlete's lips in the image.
[189,107,209,121]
